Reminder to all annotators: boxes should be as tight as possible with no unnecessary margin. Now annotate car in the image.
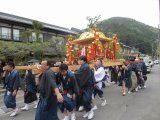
[154,60,159,64]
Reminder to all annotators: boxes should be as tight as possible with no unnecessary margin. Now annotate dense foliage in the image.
[0,36,66,64]
[97,17,158,54]
[0,20,66,64]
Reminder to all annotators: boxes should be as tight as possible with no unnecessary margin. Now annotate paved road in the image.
[0,65,160,120]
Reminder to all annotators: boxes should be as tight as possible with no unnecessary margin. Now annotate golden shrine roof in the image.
[72,30,113,45]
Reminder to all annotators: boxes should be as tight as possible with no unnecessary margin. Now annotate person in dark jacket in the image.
[4,61,21,117]
[56,63,78,120]
[138,58,147,89]
[1,64,8,89]
[122,59,134,96]
[35,60,63,120]
[74,55,94,120]
[111,66,118,84]
[21,69,38,111]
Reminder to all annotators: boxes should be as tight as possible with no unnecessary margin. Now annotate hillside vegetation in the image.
[97,17,158,54]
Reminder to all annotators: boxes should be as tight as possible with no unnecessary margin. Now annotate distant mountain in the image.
[97,17,158,54]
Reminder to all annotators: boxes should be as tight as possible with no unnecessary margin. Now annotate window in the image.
[39,34,43,42]
[13,29,20,41]
[32,32,36,41]
[29,32,43,42]
[1,27,11,39]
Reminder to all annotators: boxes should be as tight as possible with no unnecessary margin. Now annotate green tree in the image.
[21,20,43,42]
[21,29,32,42]
[0,41,31,64]
[97,17,158,55]
[46,36,66,60]
[0,37,68,64]
[32,20,43,42]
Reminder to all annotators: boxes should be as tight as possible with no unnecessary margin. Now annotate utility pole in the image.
[157,0,160,60]
[152,43,153,59]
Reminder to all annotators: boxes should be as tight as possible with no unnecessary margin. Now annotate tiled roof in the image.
[0,12,78,35]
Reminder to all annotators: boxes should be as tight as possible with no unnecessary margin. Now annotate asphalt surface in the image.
[0,65,160,120]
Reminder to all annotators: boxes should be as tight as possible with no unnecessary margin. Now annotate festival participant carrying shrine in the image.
[92,59,107,111]
[35,60,63,120]
[4,61,22,117]
[74,55,95,120]
[56,63,79,120]
[21,69,38,111]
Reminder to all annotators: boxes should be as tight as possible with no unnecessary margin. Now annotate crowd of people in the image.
[1,55,147,120]
[110,57,147,95]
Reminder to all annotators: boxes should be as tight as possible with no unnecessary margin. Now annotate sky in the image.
[0,0,159,29]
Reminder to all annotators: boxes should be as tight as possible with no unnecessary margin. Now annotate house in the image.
[120,42,140,55]
[0,12,78,42]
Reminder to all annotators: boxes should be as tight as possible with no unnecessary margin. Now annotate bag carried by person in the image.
[4,91,16,108]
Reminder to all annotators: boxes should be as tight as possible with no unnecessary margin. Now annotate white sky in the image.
[0,0,159,29]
